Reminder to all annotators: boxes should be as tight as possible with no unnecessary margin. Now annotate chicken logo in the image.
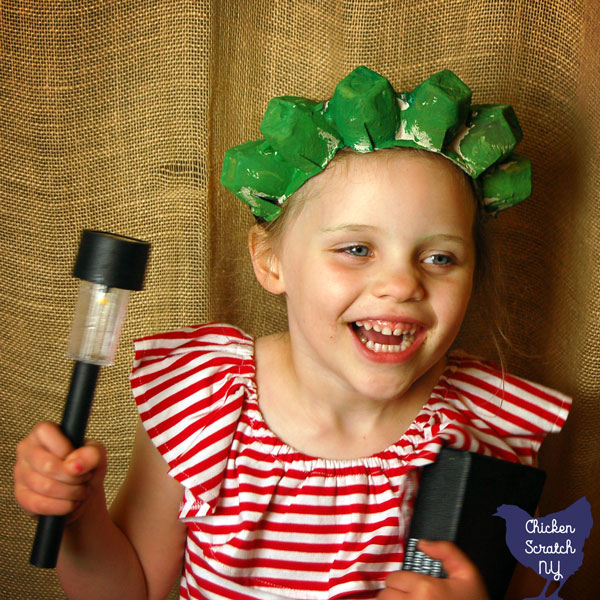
[494,497,592,599]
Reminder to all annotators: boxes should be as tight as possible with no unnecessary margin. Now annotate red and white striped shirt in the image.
[130,323,571,600]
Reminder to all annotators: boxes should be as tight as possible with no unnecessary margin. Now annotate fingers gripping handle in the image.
[30,361,100,568]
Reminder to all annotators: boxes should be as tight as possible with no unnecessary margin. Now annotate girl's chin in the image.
[348,324,427,364]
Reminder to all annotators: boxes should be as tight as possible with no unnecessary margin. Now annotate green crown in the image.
[221,67,532,221]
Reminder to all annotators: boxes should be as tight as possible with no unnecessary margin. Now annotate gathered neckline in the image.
[239,339,459,467]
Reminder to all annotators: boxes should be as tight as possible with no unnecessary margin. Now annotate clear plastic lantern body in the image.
[67,280,130,366]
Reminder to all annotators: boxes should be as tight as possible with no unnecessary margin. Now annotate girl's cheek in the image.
[324,254,368,274]
[323,261,367,288]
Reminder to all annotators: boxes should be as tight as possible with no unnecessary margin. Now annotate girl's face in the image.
[259,151,476,402]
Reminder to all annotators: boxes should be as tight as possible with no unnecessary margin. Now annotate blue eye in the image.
[344,245,370,257]
[423,254,454,266]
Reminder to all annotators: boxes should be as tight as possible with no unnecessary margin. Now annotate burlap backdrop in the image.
[1,1,597,598]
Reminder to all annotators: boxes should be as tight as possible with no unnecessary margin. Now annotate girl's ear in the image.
[248,225,286,295]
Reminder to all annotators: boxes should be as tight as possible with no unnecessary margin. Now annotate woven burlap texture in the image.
[1,1,597,599]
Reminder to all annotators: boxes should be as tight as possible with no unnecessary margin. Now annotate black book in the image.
[402,448,546,600]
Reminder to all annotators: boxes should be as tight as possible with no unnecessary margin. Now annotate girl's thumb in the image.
[65,441,107,477]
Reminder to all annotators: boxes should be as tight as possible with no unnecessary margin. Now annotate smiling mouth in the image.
[351,320,421,354]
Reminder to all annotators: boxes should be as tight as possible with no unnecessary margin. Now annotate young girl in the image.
[15,67,571,600]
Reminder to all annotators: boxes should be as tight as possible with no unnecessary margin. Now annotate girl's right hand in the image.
[378,541,490,600]
[14,421,107,523]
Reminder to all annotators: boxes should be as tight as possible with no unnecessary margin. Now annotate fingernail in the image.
[67,459,83,474]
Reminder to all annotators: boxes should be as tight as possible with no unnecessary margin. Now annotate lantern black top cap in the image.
[73,230,150,291]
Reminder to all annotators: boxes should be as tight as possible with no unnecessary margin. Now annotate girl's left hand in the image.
[378,540,490,600]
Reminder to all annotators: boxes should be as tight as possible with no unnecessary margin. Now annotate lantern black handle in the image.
[30,361,100,568]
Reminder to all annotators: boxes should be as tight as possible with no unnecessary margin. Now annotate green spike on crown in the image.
[221,66,532,221]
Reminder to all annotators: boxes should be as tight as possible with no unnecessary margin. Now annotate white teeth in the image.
[354,321,420,353]
[355,321,417,335]
[362,335,416,353]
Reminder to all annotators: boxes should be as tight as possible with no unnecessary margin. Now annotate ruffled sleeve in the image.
[130,323,255,518]
[404,351,572,466]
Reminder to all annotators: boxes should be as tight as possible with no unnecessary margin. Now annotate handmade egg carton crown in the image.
[221,66,531,221]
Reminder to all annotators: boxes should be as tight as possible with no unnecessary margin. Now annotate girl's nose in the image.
[371,264,425,302]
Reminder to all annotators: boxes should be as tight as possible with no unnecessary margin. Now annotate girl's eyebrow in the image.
[319,226,468,245]
[319,224,379,233]
[417,233,469,245]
